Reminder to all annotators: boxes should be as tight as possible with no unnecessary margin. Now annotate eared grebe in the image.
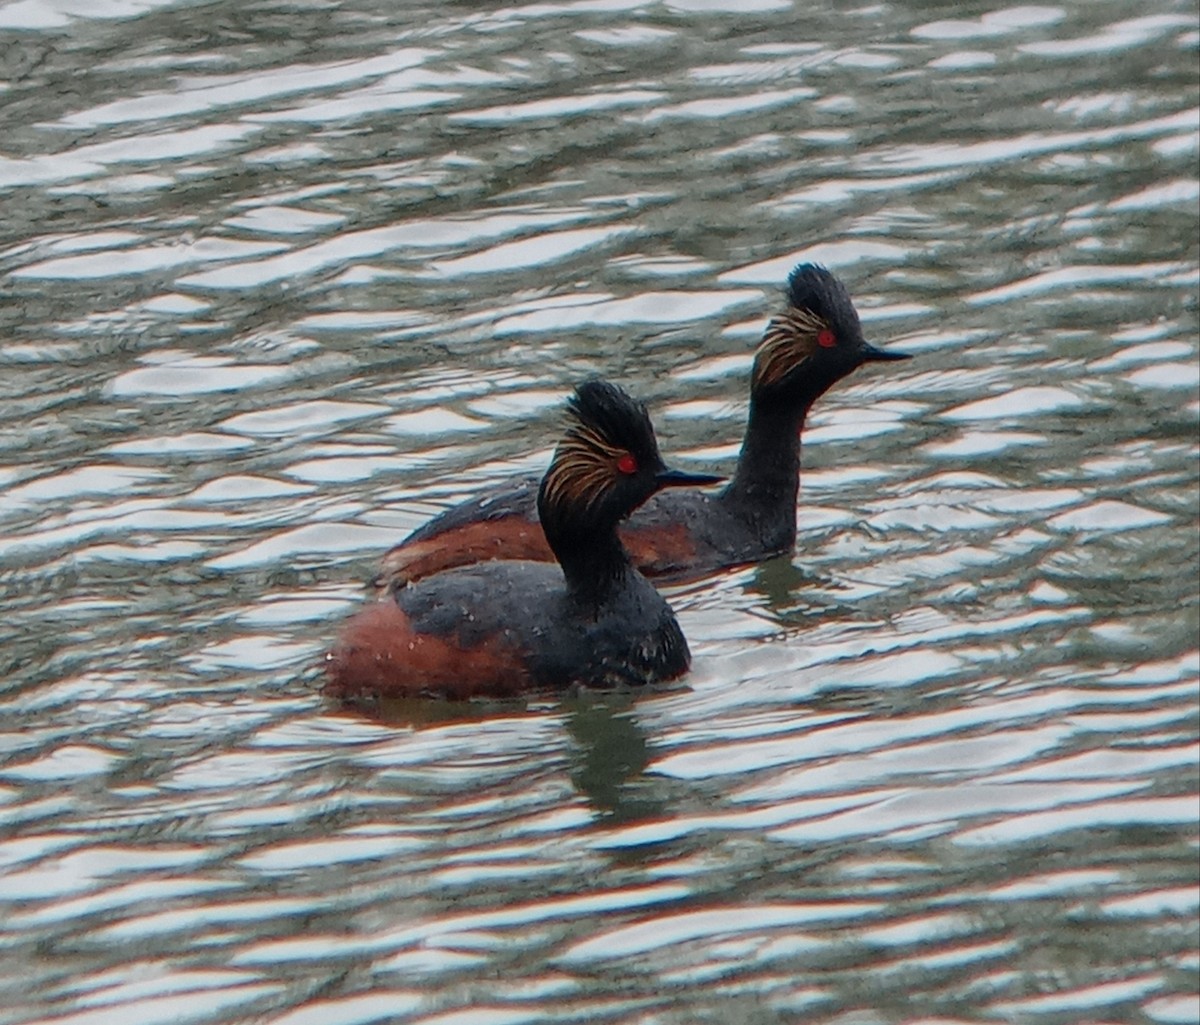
[372,264,910,592]
[325,380,722,701]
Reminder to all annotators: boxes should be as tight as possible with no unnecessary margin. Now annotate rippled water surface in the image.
[2,0,1198,1022]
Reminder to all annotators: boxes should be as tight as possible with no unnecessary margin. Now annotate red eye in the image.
[617,453,638,475]
[817,329,837,348]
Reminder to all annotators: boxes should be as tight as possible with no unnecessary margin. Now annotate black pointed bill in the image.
[860,341,912,362]
[655,467,724,489]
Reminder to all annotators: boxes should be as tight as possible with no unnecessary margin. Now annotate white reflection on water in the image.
[0,0,1196,1023]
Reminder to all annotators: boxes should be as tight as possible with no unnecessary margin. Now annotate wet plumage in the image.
[371,264,911,592]
[325,380,721,701]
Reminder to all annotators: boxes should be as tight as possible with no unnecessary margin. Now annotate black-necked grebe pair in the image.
[325,264,910,702]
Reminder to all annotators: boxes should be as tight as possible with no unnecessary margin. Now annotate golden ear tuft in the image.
[752,307,829,389]
[542,422,626,520]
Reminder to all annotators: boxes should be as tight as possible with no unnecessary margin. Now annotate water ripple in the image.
[0,0,1196,1023]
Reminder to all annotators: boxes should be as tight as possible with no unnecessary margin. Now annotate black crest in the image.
[786,263,853,319]
[564,378,658,465]
[539,378,665,538]
[752,263,869,393]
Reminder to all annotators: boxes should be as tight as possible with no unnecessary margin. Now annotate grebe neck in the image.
[542,519,634,606]
[721,392,810,535]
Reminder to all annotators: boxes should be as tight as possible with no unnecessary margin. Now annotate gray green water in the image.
[1,1,1198,1023]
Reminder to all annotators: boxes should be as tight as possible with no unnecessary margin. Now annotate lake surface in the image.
[1,1,1198,1023]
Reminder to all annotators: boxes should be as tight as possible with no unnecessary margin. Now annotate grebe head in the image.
[751,263,910,400]
[538,379,721,538]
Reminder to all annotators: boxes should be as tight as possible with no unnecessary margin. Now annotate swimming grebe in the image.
[373,263,910,591]
[325,380,722,700]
